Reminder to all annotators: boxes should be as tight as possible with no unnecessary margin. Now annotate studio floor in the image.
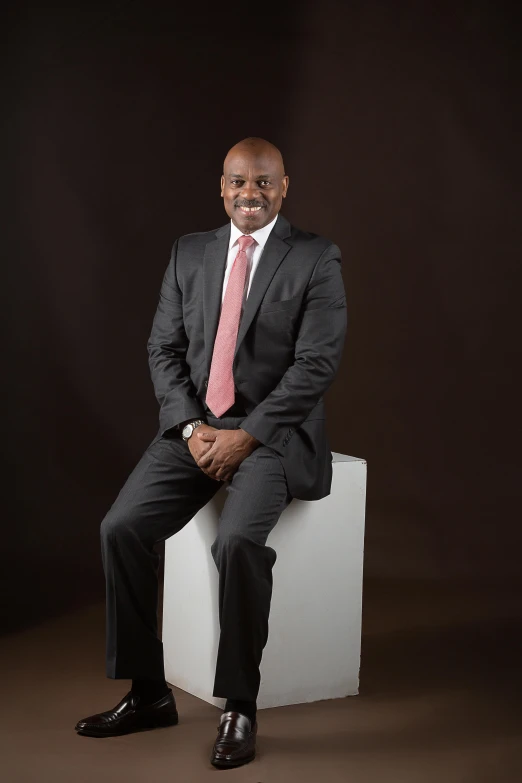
[1,580,521,783]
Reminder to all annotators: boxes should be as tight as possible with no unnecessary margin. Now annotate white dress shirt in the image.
[221,214,279,306]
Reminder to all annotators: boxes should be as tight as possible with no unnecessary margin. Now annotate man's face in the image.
[221,152,289,234]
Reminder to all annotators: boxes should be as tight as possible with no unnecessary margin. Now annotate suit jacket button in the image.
[204,380,208,387]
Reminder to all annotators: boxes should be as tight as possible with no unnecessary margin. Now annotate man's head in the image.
[221,137,289,234]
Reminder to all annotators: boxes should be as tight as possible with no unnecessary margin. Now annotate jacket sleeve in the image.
[147,239,207,434]
[239,243,347,457]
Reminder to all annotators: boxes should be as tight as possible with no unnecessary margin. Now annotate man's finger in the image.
[202,468,220,481]
[198,431,217,440]
[198,452,216,469]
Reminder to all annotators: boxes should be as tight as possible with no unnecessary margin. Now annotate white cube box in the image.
[162,453,367,710]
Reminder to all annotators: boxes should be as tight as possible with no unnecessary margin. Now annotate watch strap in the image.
[181,418,205,440]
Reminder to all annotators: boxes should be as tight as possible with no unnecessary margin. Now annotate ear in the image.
[282,175,289,198]
[220,174,225,197]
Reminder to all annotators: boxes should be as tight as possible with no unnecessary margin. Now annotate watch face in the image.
[182,424,192,439]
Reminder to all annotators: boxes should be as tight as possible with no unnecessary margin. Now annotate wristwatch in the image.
[181,419,205,442]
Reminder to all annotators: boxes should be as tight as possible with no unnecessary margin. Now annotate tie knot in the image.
[237,235,256,252]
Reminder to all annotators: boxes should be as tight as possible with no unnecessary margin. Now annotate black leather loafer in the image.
[211,711,257,769]
[75,689,178,737]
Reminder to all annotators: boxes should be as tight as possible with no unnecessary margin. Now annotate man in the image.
[75,137,347,769]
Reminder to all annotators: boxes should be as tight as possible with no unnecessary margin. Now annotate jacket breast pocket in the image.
[258,295,301,314]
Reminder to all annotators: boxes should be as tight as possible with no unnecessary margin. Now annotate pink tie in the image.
[205,235,256,417]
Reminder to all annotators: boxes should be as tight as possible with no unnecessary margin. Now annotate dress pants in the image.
[100,410,293,702]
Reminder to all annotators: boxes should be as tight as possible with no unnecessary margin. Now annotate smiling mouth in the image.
[236,205,264,215]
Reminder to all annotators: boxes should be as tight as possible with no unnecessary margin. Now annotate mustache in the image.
[234,201,266,208]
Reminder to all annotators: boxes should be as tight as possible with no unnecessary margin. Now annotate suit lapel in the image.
[203,223,230,378]
[203,214,292,375]
[233,215,292,361]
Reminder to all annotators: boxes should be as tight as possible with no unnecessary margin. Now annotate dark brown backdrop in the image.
[4,1,522,633]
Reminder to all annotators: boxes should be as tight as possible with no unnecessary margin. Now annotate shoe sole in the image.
[75,712,179,738]
[211,751,256,769]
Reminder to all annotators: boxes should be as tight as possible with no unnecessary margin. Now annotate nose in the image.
[240,182,261,201]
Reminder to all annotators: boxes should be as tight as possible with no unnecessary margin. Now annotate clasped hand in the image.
[187,423,259,482]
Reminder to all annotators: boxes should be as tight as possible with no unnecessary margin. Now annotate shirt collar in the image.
[229,213,279,251]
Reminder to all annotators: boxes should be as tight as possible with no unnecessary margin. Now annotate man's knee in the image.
[100,509,137,545]
[211,530,251,565]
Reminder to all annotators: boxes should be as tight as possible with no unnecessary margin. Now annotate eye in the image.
[259,180,270,187]
[230,179,243,186]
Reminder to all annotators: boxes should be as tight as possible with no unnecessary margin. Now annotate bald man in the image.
[75,138,347,769]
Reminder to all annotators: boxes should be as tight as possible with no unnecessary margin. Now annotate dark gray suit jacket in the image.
[147,213,347,500]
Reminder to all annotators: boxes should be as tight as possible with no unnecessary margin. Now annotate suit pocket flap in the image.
[258,295,301,314]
